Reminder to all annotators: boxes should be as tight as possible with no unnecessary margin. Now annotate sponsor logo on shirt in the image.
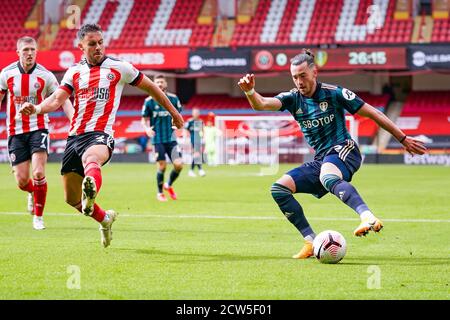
[78,87,110,101]
[153,111,170,117]
[14,96,38,105]
[342,88,356,101]
[299,114,335,129]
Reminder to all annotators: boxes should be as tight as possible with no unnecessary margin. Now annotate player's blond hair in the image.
[16,36,37,50]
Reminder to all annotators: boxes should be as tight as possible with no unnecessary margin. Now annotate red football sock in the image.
[33,177,47,217]
[91,203,106,223]
[84,162,102,193]
[19,179,34,193]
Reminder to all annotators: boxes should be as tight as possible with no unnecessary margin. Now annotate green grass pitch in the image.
[0,162,449,299]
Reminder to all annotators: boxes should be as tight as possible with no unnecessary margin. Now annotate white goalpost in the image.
[214,115,358,165]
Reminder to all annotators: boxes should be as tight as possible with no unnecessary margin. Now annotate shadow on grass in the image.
[116,227,295,238]
[115,247,449,267]
[341,256,450,266]
[115,247,289,263]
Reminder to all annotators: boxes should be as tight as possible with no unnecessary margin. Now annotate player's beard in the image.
[91,51,104,65]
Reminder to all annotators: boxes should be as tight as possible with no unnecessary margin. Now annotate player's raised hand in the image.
[402,136,427,155]
[19,102,37,116]
[172,113,184,129]
[238,74,255,92]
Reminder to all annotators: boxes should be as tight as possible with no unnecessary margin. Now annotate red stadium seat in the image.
[1,0,447,50]
[0,0,39,51]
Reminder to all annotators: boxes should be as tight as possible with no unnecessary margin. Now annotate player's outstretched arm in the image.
[136,76,184,129]
[238,73,282,111]
[19,88,70,116]
[357,103,427,155]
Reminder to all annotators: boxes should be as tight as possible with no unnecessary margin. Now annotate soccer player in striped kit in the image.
[238,49,427,259]
[141,75,184,202]
[19,24,184,247]
[0,36,73,230]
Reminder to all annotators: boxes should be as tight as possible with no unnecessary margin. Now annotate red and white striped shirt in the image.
[0,62,59,137]
[60,56,143,137]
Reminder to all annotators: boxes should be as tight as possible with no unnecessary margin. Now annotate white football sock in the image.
[360,210,376,221]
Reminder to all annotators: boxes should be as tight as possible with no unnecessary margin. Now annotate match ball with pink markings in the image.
[313,230,347,264]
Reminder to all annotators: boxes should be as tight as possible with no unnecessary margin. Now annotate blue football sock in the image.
[271,183,315,239]
[156,170,165,193]
[168,169,181,186]
[321,174,370,215]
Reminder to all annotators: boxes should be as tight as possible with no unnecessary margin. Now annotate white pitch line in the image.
[0,211,449,223]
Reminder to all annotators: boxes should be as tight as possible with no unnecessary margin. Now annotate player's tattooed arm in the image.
[19,88,71,116]
[238,74,282,111]
[136,76,184,129]
[357,103,427,155]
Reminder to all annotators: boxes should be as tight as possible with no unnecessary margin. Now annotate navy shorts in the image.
[8,129,49,166]
[286,139,362,199]
[154,141,182,162]
[61,131,115,177]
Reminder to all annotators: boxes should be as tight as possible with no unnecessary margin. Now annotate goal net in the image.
[214,115,358,165]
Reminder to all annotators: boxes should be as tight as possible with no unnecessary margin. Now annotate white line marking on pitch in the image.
[0,211,449,223]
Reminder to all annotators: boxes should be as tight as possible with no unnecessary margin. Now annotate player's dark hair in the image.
[291,49,315,68]
[77,23,103,40]
[155,74,166,80]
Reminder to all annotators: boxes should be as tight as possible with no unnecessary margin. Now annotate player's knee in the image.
[17,176,30,188]
[82,159,99,168]
[157,162,167,172]
[270,182,293,205]
[32,169,45,180]
[320,174,341,192]
[13,168,29,187]
[174,162,183,172]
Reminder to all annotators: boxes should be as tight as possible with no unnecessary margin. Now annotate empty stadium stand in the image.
[431,17,450,42]
[353,92,390,143]
[0,0,39,51]
[184,94,249,110]
[2,0,449,50]
[387,91,450,149]
[53,0,214,50]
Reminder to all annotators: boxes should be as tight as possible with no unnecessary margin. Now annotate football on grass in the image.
[313,230,347,264]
